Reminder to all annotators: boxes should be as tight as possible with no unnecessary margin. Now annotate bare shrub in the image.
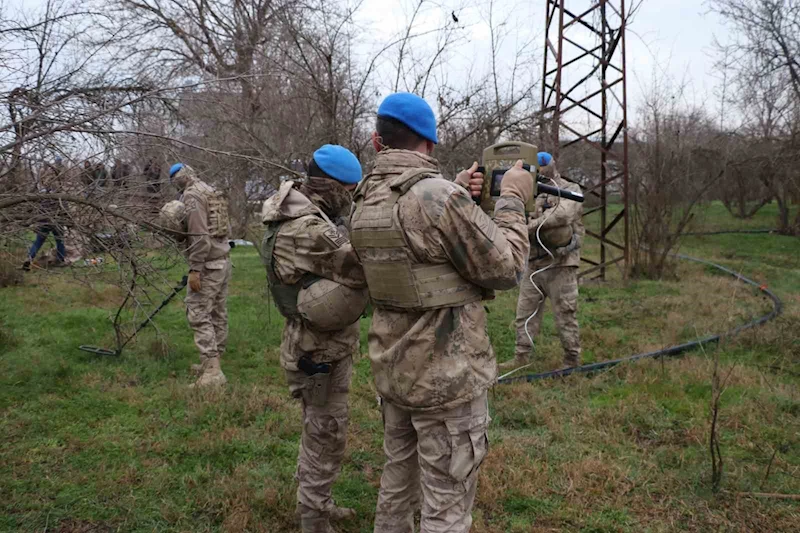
[711,0,800,233]
[629,80,722,279]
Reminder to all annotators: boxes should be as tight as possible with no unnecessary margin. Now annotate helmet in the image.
[538,226,573,249]
[159,200,187,234]
[296,279,369,331]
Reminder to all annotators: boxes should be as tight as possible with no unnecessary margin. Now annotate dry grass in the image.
[1,204,799,532]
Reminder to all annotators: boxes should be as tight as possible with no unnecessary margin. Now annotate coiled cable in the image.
[498,252,783,384]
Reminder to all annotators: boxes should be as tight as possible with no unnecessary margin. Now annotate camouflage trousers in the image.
[515,264,581,366]
[185,257,231,363]
[374,392,490,533]
[285,355,352,521]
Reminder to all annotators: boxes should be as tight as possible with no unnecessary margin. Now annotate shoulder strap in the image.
[387,167,439,206]
[352,174,371,202]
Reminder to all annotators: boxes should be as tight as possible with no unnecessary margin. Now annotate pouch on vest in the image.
[206,190,230,237]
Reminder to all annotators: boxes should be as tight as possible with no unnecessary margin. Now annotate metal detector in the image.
[79,275,188,356]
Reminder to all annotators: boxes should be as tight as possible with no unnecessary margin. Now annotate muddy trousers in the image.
[286,355,352,524]
[185,257,231,365]
[374,392,490,533]
[514,264,581,367]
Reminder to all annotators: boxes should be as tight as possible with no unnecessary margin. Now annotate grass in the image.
[1,202,799,532]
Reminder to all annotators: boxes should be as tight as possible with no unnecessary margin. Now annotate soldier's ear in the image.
[372,131,384,153]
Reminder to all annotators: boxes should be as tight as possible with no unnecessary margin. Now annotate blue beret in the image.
[537,152,553,167]
[378,92,438,144]
[312,145,363,184]
[169,163,184,181]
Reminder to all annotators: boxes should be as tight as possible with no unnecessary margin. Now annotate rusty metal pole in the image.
[553,2,565,158]
[621,0,630,277]
[600,1,609,279]
[541,2,552,151]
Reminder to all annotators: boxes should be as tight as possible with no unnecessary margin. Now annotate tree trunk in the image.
[776,196,790,234]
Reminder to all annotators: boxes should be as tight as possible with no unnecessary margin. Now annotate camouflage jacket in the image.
[353,150,530,412]
[529,171,584,268]
[183,179,230,271]
[261,181,366,371]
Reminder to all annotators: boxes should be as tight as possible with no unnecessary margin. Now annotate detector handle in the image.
[536,182,585,203]
[472,165,584,205]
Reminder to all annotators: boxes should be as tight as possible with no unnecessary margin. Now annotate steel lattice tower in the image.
[541,0,630,279]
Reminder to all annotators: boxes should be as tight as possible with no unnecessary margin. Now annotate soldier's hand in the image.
[455,161,484,198]
[500,160,534,204]
[527,216,543,236]
[188,270,202,292]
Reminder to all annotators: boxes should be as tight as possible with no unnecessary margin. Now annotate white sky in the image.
[4,0,731,124]
[356,0,729,121]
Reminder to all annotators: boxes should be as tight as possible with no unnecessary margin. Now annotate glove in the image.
[454,161,484,198]
[188,270,202,292]
[499,160,534,204]
[527,216,543,236]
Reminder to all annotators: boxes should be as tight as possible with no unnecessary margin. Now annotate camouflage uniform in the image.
[261,181,366,532]
[511,165,584,369]
[182,175,232,384]
[350,150,530,532]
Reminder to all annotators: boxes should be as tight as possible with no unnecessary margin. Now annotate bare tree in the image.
[0,0,190,344]
[711,0,800,233]
[629,77,722,279]
[0,0,549,339]
[0,0,153,184]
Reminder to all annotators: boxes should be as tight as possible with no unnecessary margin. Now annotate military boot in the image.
[498,353,531,374]
[190,359,207,376]
[329,506,356,522]
[299,515,334,533]
[190,355,211,376]
[190,357,227,388]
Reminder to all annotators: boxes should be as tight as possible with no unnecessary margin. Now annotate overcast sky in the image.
[356,0,729,121]
[4,0,731,123]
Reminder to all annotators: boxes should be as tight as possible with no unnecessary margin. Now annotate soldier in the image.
[350,93,534,533]
[261,145,368,533]
[168,163,231,387]
[499,152,585,373]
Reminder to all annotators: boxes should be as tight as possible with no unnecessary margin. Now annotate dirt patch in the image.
[55,519,114,533]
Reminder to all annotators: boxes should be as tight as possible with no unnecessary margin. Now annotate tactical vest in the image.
[350,168,483,311]
[187,181,229,238]
[206,189,230,237]
[261,219,321,318]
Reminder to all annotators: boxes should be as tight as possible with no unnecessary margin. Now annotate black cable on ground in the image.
[498,253,783,385]
[682,229,777,236]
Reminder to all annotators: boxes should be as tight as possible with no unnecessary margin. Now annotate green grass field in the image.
[1,202,799,532]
